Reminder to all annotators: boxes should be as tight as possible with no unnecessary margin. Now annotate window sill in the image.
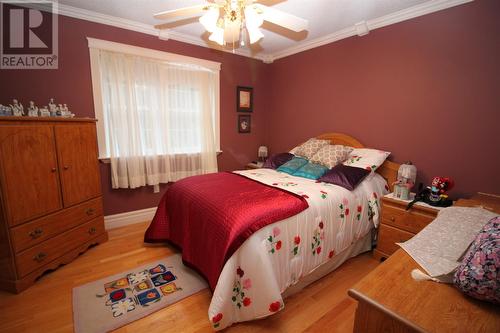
[99,150,223,164]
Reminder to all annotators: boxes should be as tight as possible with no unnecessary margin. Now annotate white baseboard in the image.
[104,207,157,230]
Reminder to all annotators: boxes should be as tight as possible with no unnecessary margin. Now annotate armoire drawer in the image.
[10,197,103,253]
[15,217,105,278]
[377,224,414,256]
[381,203,435,234]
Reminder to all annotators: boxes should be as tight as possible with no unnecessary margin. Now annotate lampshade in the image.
[245,6,264,44]
[209,26,225,45]
[244,6,263,28]
[258,146,268,158]
[199,7,219,33]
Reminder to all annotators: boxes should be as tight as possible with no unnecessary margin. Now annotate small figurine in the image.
[39,106,50,117]
[10,99,24,116]
[48,98,57,116]
[27,101,38,117]
[428,176,454,204]
[57,103,63,116]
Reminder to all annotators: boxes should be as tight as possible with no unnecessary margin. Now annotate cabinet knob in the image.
[33,252,47,262]
[28,227,43,239]
[390,217,395,222]
[51,167,57,172]
[88,227,97,235]
[63,165,70,170]
[86,208,95,216]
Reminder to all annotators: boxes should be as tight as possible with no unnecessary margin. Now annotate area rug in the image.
[73,254,208,333]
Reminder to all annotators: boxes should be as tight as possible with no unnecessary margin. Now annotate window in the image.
[88,38,220,189]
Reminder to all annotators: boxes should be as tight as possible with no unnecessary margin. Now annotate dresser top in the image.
[0,117,97,123]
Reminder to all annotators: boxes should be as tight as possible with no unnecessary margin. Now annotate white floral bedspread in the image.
[208,168,388,330]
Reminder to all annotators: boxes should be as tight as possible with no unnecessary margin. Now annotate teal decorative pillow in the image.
[292,162,329,180]
[277,157,308,175]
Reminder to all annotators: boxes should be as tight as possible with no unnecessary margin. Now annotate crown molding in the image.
[269,0,473,62]
[21,0,472,64]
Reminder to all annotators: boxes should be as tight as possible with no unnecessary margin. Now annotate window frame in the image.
[87,37,221,159]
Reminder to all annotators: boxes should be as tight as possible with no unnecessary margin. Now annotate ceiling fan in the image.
[153,0,308,47]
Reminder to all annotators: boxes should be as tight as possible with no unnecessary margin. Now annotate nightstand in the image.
[245,161,263,169]
[374,193,443,261]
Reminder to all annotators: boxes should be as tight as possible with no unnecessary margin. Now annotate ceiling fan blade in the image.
[154,4,207,21]
[255,4,308,32]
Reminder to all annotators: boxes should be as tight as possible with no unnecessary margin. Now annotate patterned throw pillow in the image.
[343,148,391,172]
[276,157,309,175]
[310,145,353,169]
[292,162,329,180]
[292,138,330,159]
[453,216,500,304]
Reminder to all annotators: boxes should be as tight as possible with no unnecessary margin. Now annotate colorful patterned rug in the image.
[73,254,208,333]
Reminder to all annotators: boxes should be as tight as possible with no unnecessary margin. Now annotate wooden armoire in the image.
[0,117,107,293]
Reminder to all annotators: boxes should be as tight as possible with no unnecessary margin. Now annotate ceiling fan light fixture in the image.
[199,7,219,33]
[209,26,225,46]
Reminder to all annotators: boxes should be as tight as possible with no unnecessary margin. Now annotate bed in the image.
[145,133,399,330]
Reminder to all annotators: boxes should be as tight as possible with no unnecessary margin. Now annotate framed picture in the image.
[237,86,253,112]
[238,115,251,133]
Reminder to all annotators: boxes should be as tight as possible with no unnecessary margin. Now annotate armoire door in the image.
[0,126,62,226]
[55,124,101,207]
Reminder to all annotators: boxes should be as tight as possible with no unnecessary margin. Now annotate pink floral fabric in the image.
[453,216,500,304]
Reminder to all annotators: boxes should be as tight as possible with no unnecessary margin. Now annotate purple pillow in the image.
[318,164,370,190]
[263,153,294,169]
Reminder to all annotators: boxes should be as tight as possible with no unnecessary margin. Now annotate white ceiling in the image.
[55,0,471,62]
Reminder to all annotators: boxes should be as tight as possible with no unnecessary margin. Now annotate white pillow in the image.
[310,145,353,169]
[343,148,390,172]
[290,138,330,160]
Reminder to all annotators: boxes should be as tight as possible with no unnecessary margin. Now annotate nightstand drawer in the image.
[381,203,435,234]
[377,224,414,255]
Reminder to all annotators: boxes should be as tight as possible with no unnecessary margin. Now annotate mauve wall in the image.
[0,15,270,215]
[266,0,500,198]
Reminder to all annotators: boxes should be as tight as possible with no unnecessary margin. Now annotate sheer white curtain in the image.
[91,47,218,189]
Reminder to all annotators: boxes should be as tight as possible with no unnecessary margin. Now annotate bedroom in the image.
[0,0,498,332]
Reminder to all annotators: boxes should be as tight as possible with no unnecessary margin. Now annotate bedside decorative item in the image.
[238,114,251,133]
[258,146,268,162]
[27,101,39,117]
[10,99,24,116]
[237,86,253,112]
[428,176,454,205]
[393,161,417,200]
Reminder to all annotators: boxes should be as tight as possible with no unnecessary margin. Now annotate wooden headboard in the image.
[316,133,400,191]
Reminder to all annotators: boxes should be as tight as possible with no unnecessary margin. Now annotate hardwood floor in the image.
[0,222,379,333]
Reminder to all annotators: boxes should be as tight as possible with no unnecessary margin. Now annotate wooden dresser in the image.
[349,197,500,333]
[0,117,107,293]
[374,194,440,261]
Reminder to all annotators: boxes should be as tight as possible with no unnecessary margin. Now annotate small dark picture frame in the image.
[237,86,253,112]
[238,115,251,133]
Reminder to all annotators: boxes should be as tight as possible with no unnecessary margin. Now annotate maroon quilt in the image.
[144,172,308,290]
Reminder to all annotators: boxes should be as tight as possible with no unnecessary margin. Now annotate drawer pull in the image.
[29,228,43,239]
[64,165,70,170]
[88,227,97,235]
[51,167,57,172]
[33,252,47,262]
[86,208,95,216]
[390,217,395,222]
